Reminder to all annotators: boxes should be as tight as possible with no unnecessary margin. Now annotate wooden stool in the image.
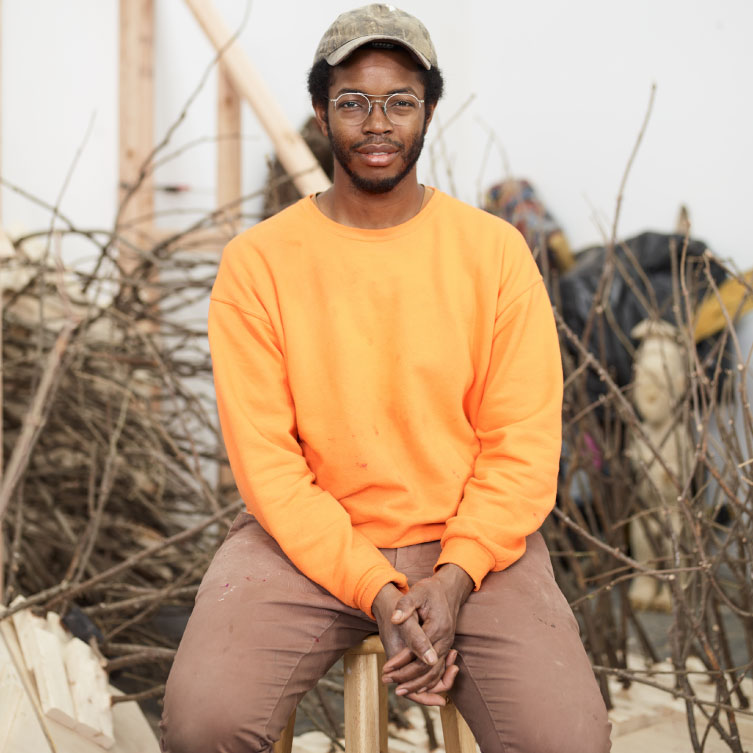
[273,635,477,753]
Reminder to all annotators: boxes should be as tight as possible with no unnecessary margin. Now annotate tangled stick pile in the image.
[544,241,753,752]
[1,225,241,704]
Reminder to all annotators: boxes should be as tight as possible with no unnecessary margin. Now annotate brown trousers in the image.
[160,514,611,753]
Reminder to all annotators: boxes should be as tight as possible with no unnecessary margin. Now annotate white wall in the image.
[2,0,752,268]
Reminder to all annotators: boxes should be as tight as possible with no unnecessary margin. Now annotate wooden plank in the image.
[119,0,156,276]
[46,611,71,646]
[0,683,53,753]
[11,602,78,729]
[216,62,242,235]
[0,619,56,752]
[109,688,161,753]
[0,661,25,750]
[2,619,159,752]
[64,638,115,749]
[10,601,46,682]
[34,625,77,728]
[0,0,4,225]
[183,0,331,197]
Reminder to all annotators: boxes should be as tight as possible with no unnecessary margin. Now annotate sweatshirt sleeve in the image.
[208,240,407,618]
[435,229,563,587]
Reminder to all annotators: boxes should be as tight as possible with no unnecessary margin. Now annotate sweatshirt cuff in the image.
[355,567,409,619]
[434,538,496,591]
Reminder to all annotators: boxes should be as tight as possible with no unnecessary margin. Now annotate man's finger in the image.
[382,646,413,675]
[404,661,459,706]
[385,657,434,686]
[392,648,459,693]
[401,617,438,665]
[406,690,447,707]
[390,592,421,625]
[383,647,451,683]
[428,662,459,693]
[384,642,455,681]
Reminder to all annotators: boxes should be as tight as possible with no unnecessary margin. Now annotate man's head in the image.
[308,4,444,194]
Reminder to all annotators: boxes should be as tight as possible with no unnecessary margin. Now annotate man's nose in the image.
[363,103,392,131]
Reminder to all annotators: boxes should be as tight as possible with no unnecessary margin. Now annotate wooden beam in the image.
[0,226,6,603]
[216,63,242,235]
[119,0,156,276]
[0,0,4,223]
[0,0,5,603]
[215,64,242,499]
[184,0,331,197]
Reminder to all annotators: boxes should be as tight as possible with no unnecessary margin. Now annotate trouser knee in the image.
[160,695,275,753]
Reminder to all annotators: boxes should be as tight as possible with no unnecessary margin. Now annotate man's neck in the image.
[315,170,429,229]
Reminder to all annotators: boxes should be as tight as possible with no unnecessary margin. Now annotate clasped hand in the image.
[371,564,473,706]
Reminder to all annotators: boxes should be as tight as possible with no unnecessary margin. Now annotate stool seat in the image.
[273,636,477,753]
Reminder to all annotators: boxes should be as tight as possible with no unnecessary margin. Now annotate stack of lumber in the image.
[0,599,159,753]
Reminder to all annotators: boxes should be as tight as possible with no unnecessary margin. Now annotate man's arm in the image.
[435,230,563,587]
[209,291,406,616]
[383,230,563,700]
[208,232,416,617]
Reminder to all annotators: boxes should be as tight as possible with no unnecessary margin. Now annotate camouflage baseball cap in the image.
[314,4,437,70]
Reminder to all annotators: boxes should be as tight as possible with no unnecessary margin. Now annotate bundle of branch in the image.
[1,227,240,701]
[544,237,753,752]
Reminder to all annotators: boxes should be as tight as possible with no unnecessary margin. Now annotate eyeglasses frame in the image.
[328,91,425,126]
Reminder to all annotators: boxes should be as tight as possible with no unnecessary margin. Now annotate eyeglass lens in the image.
[332,93,422,125]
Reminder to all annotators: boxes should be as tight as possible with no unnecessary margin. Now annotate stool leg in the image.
[376,651,388,753]
[344,650,381,753]
[440,698,477,753]
[273,709,296,753]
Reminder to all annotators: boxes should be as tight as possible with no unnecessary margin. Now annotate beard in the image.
[326,121,427,194]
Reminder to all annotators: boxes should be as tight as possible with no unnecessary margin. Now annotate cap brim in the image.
[324,35,432,69]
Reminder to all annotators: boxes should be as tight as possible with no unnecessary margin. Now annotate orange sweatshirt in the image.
[208,189,563,617]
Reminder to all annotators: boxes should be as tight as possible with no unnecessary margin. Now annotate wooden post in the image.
[272,709,296,753]
[0,0,4,224]
[440,698,477,753]
[0,0,5,603]
[216,63,242,234]
[343,635,385,753]
[119,0,155,276]
[215,63,242,499]
[183,0,331,197]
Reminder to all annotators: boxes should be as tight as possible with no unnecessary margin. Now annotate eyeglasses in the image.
[329,92,424,126]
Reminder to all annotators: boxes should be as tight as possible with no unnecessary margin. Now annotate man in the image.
[161,5,611,753]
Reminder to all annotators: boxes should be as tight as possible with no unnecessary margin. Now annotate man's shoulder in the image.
[432,190,521,239]
[232,198,310,247]
[220,198,312,270]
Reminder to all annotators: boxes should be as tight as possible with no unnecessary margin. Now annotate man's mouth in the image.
[355,143,400,167]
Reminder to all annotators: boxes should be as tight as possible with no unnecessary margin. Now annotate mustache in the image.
[351,137,403,151]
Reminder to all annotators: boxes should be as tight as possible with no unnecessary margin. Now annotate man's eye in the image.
[389,99,417,109]
[339,99,365,109]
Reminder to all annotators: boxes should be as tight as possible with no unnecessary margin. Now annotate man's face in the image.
[316,47,433,194]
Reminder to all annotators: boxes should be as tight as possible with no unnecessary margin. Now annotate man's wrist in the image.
[433,564,474,609]
[372,582,402,620]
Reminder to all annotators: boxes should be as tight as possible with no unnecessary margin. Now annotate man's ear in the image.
[423,103,436,132]
[313,100,329,136]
